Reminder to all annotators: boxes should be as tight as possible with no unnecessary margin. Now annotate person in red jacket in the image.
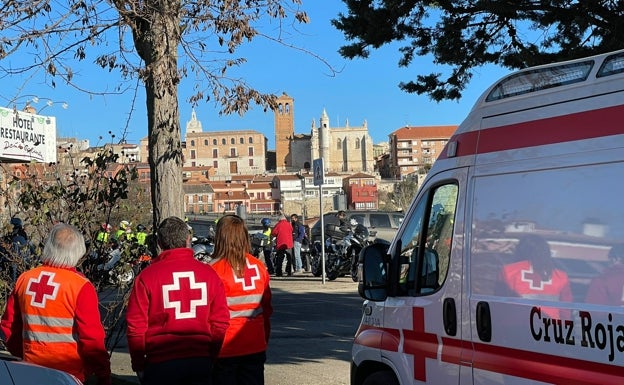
[0,223,111,385]
[126,216,230,385]
[586,243,624,306]
[210,214,272,385]
[500,234,572,318]
[271,214,293,277]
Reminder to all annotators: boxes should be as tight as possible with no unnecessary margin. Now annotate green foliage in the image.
[0,148,146,352]
[389,178,419,211]
[333,0,624,101]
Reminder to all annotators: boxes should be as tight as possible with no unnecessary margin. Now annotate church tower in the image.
[274,93,294,172]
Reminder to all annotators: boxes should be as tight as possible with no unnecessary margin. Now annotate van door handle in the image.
[476,301,492,342]
[443,298,457,336]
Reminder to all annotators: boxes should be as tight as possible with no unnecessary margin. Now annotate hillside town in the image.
[1,92,456,220]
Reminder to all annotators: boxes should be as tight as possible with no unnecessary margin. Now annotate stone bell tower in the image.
[274,92,294,172]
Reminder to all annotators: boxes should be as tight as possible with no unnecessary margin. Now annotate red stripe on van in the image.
[439,104,624,159]
[470,341,621,385]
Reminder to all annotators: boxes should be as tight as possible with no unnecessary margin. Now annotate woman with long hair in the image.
[210,215,273,385]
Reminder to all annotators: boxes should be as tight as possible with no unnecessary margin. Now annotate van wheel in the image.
[362,371,398,385]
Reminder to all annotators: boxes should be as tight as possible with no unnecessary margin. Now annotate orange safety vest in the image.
[14,266,91,380]
[210,254,272,357]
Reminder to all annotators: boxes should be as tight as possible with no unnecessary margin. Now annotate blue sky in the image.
[1,2,510,150]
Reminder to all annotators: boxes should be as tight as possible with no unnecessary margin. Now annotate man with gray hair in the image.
[126,216,230,385]
[1,222,111,385]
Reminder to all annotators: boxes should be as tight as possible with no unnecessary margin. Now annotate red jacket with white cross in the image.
[126,247,230,371]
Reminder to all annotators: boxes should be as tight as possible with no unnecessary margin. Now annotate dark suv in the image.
[310,211,404,244]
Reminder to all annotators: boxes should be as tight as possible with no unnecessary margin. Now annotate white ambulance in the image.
[352,49,624,385]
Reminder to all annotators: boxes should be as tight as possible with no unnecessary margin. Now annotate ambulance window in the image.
[471,162,624,308]
[396,183,458,296]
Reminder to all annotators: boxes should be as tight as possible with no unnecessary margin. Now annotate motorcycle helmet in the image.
[137,224,146,232]
[350,218,358,227]
[10,217,23,228]
[261,218,271,227]
[120,220,130,230]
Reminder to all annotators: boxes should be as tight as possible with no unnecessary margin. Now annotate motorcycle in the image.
[192,236,215,263]
[310,222,370,281]
[300,237,312,272]
[348,224,370,282]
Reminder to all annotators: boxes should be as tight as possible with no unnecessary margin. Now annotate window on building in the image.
[213,149,218,158]
[230,148,236,157]
[190,140,195,146]
[213,160,218,168]
[248,147,254,156]
[240,137,244,144]
[213,139,217,145]
[221,138,226,145]
[190,150,196,159]
[230,138,235,145]
[249,159,254,167]
[337,140,341,150]
[249,137,253,144]
[355,138,360,149]
[204,139,208,146]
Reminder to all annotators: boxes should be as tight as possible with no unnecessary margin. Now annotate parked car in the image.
[310,210,403,244]
[0,352,82,384]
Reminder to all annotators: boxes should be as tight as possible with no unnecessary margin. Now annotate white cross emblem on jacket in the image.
[162,271,208,319]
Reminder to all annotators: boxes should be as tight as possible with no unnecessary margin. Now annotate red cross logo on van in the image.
[521,266,552,290]
[403,307,439,381]
[25,271,60,308]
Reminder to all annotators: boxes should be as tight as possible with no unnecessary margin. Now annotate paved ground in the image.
[108,272,363,385]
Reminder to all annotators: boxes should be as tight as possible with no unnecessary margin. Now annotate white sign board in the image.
[0,106,57,163]
[313,158,324,186]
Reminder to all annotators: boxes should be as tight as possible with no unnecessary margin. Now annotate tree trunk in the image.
[134,5,184,229]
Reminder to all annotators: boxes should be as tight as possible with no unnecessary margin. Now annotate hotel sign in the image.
[0,106,57,163]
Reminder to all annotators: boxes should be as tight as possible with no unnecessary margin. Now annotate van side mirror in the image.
[358,242,390,301]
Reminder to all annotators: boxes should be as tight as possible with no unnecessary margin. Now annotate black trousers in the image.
[262,247,274,274]
[143,356,214,385]
[274,248,293,276]
[213,351,266,385]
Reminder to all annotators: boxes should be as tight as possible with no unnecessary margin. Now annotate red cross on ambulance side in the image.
[403,307,439,382]
[162,271,208,320]
[233,260,261,290]
[521,266,552,290]
[25,271,60,308]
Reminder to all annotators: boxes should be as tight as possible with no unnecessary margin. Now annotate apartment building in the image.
[388,125,457,179]
[342,173,378,211]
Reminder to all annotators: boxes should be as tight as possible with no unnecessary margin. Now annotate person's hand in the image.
[136,371,145,384]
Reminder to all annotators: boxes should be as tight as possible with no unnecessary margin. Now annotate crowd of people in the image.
[0,214,274,385]
[255,213,309,277]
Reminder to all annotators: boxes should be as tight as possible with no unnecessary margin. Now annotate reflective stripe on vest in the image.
[23,314,74,328]
[23,330,77,343]
[227,294,263,319]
